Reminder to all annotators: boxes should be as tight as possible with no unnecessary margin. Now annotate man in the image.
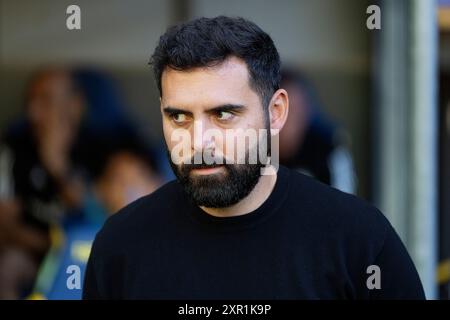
[83,16,425,299]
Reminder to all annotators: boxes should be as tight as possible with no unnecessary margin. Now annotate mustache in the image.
[180,154,226,170]
[183,162,224,170]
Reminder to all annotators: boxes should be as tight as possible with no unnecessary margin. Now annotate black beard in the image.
[168,152,263,208]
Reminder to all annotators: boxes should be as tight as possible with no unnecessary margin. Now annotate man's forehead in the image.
[162,56,248,79]
[160,56,257,108]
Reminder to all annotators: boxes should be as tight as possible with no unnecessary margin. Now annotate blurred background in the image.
[0,0,448,299]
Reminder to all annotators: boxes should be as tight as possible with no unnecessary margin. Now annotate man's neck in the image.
[200,171,278,217]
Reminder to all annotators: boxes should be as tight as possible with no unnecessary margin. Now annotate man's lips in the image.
[190,165,224,175]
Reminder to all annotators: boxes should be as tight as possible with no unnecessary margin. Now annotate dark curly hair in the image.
[150,16,281,109]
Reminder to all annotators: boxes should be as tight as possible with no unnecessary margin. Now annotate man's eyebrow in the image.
[162,107,193,117]
[163,104,246,116]
[206,104,247,113]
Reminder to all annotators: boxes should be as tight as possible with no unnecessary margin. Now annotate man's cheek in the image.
[169,129,194,165]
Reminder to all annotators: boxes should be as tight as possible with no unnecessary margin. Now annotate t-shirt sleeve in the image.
[368,222,426,300]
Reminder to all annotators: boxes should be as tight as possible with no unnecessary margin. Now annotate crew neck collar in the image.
[181,166,291,232]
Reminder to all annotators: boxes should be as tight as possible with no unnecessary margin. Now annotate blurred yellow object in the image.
[26,293,47,300]
[437,259,450,284]
[70,241,92,263]
[438,8,450,31]
[49,225,64,248]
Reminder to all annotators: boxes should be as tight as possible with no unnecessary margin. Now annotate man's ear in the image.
[268,89,289,134]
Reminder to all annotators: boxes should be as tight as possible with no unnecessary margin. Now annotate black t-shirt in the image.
[83,166,425,299]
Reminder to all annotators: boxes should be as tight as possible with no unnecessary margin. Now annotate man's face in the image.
[160,57,269,208]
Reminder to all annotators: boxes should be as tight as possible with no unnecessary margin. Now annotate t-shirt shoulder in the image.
[287,168,392,259]
[292,168,387,220]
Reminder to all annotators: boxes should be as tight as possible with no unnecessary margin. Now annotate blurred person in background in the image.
[0,68,86,299]
[279,69,357,194]
[29,142,162,299]
[0,67,163,222]
[0,66,163,299]
[71,68,172,182]
[82,141,163,225]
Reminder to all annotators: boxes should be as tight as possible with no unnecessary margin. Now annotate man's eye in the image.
[217,111,234,121]
[172,113,188,124]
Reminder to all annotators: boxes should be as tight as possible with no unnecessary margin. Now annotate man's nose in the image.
[192,118,216,154]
